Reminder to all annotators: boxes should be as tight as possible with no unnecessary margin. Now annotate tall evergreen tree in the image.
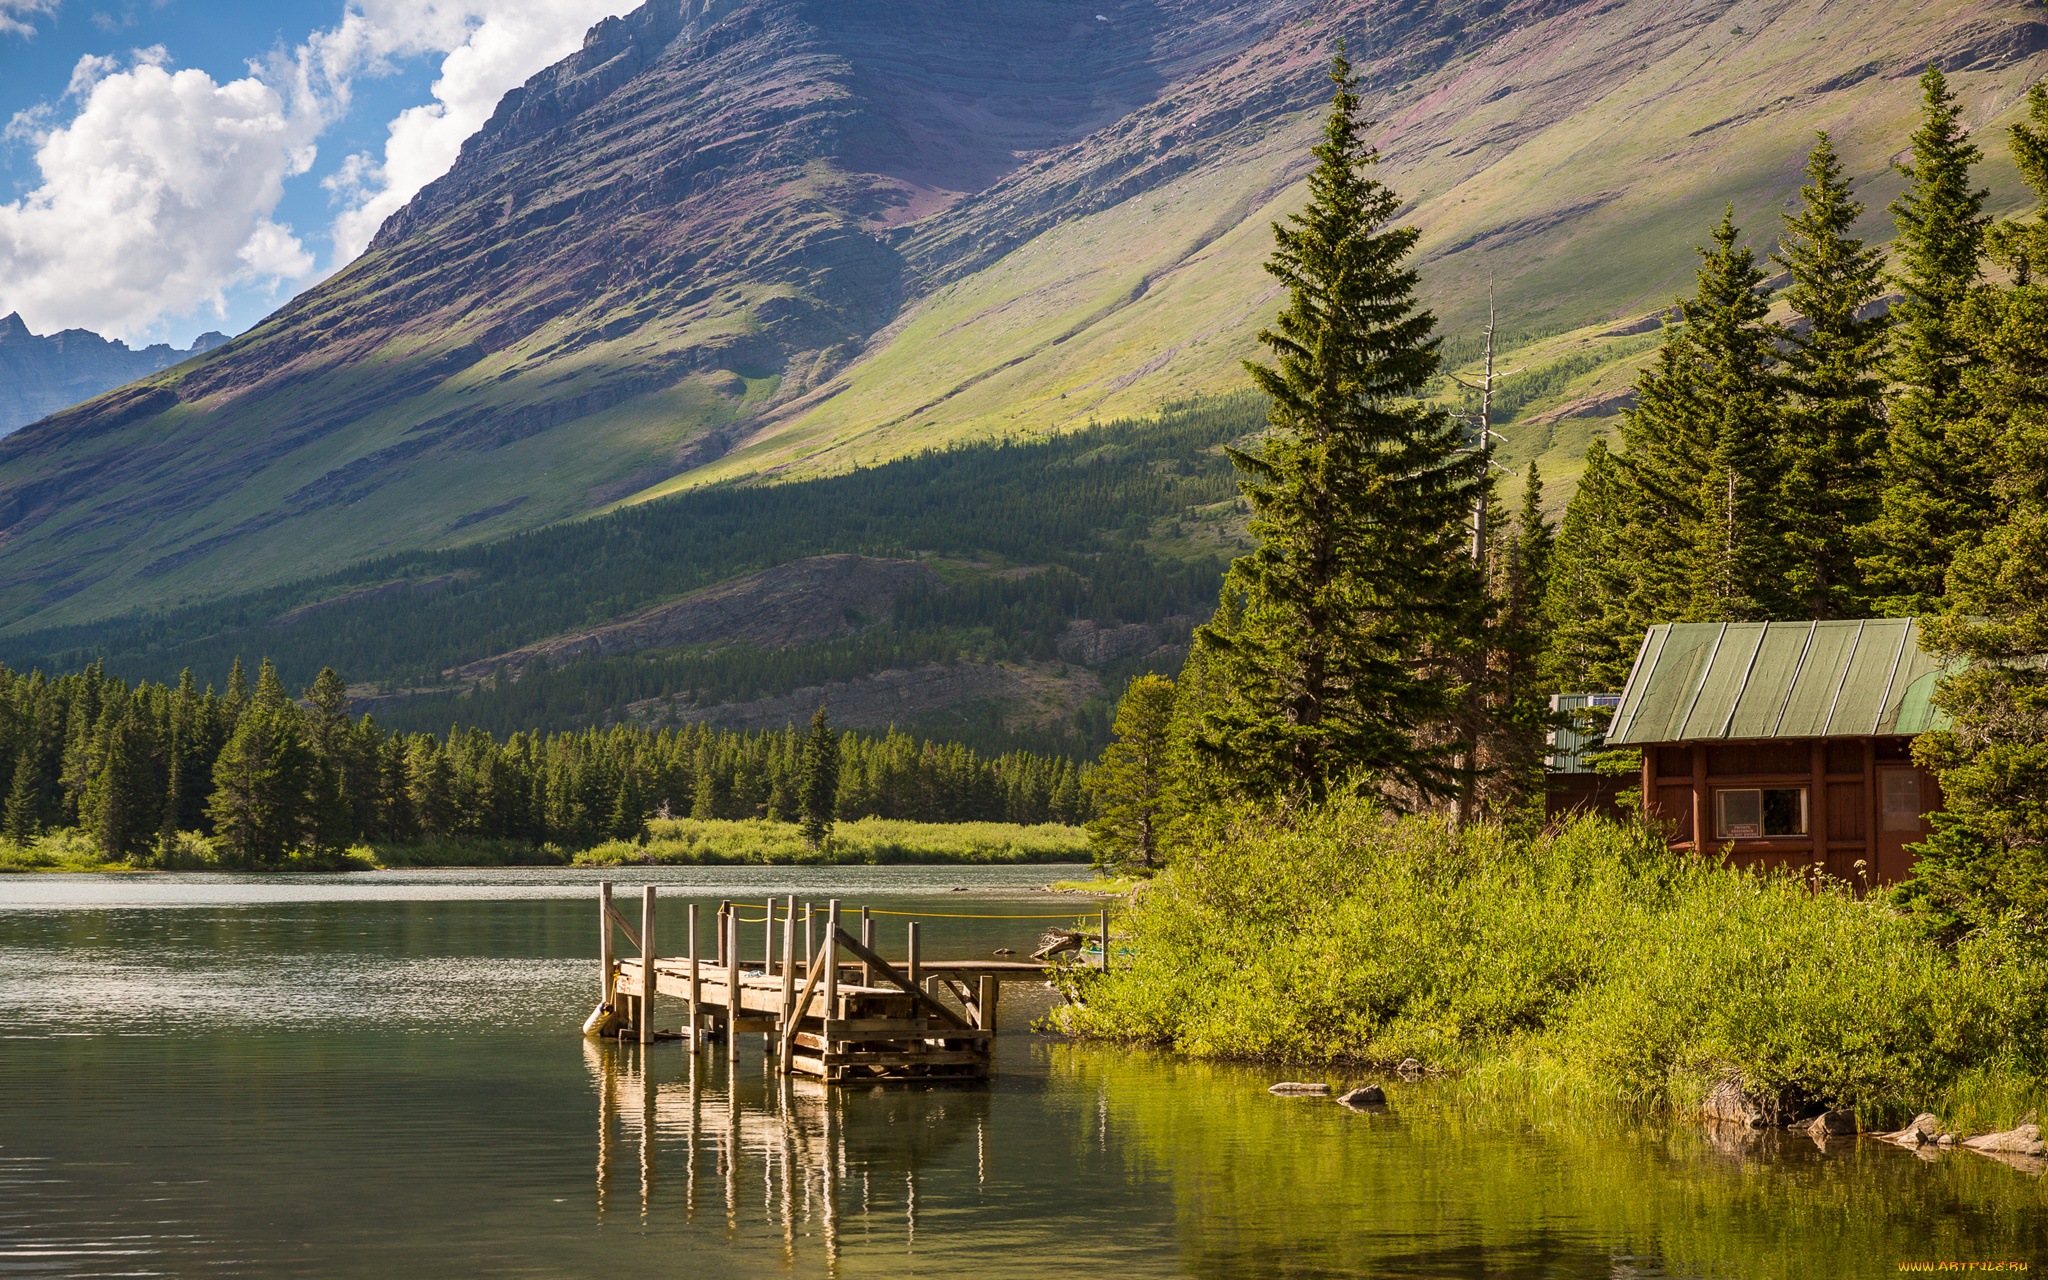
[95,708,161,862]
[799,706,839,848]
[407,738,457,837]
[1774,131,1889,618]
[206,697,316,867]
[1620,208,1787,625]
[1897,82,2048,939]
[4,751,39,844]
[1196,49,1486,805]
[1085,675,1179,873]
[1863,65,1996,615]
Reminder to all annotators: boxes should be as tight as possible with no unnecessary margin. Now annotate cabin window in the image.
[1882,770,1923,831]
[1715,787,1806,839]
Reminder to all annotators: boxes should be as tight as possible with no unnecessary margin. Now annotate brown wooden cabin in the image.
[1606,618,1955,886]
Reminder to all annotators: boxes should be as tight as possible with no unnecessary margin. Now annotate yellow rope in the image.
[722,907,1098,921]
[854,909,1100,920]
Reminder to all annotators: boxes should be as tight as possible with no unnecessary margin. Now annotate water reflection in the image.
[584,1037,994,1272]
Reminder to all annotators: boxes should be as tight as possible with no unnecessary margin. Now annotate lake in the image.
[2,866,2042,1278]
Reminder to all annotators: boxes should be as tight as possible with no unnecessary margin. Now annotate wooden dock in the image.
[584,884,1107,1083]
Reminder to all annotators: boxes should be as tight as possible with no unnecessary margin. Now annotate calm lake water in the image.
[2,865,2042,1279]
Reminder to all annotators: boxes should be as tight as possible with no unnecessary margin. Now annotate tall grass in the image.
[1058,795,2048,1129]
[574,816,1089,866]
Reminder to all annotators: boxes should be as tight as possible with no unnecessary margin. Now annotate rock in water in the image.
[1337,1085,1386,1108]
[1963,1124,2046,1156]
[1268,1082,1331,1096]
[1702,1080,1769,1129]
[1396,1058,1424,1077]
[1806,1110,1857,1137]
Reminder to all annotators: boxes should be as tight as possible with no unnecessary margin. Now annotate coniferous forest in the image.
[0,655,1091,869]
[1060,56,2048,1131]
[1083,67,2048,944]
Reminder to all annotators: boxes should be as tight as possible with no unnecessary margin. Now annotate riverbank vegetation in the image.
[1062,798,2046,1130]
[0,815,1085,872]
[573,816,1086,866]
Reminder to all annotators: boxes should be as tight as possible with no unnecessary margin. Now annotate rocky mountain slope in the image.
[2,0,2044,634]
[0,315,226,436]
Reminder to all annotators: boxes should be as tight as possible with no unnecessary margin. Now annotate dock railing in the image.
[588,882,1109,1082]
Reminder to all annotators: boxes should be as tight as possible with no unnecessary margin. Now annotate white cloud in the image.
[0,53,320,339]
[0,0,640,340]
[0,0,59,39]
[320,0,642,262]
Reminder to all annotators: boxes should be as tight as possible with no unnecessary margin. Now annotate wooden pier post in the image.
[716,900,729,967]
[687,903,701,1050]
[641,885,657,1046]
[824,900,840,1042]
[599,881,615,1005]
[764,899,775,976]
[726,910,741,1054]
[1101,907,1111,974]
[804,903,814,978]
[978,974,998,1033]
[779,895,795,1051]
[907,922,920,992]
[860,906,873,987]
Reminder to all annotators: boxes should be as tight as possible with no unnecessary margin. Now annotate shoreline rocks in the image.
[1267,1082,1332,1096]
[1962,1124,2044,1157]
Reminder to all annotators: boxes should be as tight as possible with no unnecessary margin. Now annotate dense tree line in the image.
[0,657,1092,866]
[1086,60,2048,937]
[1533,69,2048,934]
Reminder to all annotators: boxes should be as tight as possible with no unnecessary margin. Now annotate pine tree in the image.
[607,773,647,843]
[1481,464,1556,810]
[1863,65,1996,615]
[1896,82,2048,939]
[1084,675,1178,873]
[223,657,249,725]
[1775,132,1889,618]
[1545,444,1636,691]
[1196,49,1486,805]
[407,738,457,837]
[207,699,316,867]
[94,708,161,862]
[798,706,839,848]
[4,752,39,845]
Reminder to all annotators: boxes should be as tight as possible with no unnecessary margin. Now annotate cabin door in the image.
[1875,767,1931,884]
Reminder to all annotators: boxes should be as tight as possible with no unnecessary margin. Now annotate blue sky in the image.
[0,0,637,348]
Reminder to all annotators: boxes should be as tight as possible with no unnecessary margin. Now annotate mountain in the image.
[1,0,2045,634]
[0,314,227,437]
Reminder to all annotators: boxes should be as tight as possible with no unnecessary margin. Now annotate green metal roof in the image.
[1606,619,1956,745]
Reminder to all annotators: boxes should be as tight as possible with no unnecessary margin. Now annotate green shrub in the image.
[1059,795,2048,1126]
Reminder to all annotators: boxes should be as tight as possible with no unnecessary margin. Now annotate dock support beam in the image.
[641,885,657,1045]
[688,903,701,1050]
[726,910,741,1058]
[599,881,615,1006]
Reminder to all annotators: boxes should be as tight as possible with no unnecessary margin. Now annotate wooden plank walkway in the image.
[583,884,1108,1083]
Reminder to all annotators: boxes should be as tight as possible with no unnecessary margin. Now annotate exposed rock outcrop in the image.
[1056,615,1196,665]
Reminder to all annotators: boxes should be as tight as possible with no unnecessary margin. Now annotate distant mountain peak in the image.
[0,318,231,436]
